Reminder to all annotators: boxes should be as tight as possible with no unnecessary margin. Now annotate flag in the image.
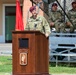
[15,0,24,30]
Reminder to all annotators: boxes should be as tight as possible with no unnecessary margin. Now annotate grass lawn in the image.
[0,56,12,73]
[49,63,76,74]
[49,66,76,74]
[0,56,76,74]
[49,62,76,74]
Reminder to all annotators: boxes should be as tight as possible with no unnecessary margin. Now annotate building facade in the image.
[0,0,23,43]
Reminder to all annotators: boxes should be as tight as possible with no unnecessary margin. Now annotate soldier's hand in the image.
[66,22,71,26]
[45,33,49,38]
[50,22,54,26]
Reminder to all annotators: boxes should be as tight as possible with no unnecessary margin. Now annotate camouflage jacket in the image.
[67,9,76,24]
[49,10,64,23]
[25,15,51,35]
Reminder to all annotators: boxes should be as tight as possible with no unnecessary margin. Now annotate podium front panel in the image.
[12,31,50,75]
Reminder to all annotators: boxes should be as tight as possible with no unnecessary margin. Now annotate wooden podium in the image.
[12,31,50,75]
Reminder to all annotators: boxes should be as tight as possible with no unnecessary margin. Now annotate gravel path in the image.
[51,74,76,75]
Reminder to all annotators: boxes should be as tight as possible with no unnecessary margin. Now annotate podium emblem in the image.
[20,53,27,65]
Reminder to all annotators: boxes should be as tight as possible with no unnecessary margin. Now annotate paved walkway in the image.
[0,73,76,75]
[51,74,76,75]
[0,43,12,56]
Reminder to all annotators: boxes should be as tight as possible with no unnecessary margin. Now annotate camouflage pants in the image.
[67,23,76,33]
[54,22,66,33]
[69,24,74,33]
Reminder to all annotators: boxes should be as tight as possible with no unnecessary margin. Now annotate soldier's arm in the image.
[66,11,72,26]
[48,12,55,27]
[25,22,29,30]
[42,17,51,37]
[48,12,53,23]
[66,11,71,22]
[60,10,64,21]
[55,10,64,22]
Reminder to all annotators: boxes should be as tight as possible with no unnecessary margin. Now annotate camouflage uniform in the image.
[67,9,76,32]
[25,15,51,36]
[49,10,66,33]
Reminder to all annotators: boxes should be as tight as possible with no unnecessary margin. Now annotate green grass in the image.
[49,66,76,74]
[49,62,76,74]
[0,56,76,74]
[0,56,12,72]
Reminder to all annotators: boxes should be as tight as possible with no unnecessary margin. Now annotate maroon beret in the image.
[72,1,76,5]
[29,6,36,12]
[52,3,58,7]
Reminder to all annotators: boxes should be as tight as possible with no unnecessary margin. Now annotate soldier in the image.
[66,1,76,33]
[49,3,66,33]
[25,6,51,37]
